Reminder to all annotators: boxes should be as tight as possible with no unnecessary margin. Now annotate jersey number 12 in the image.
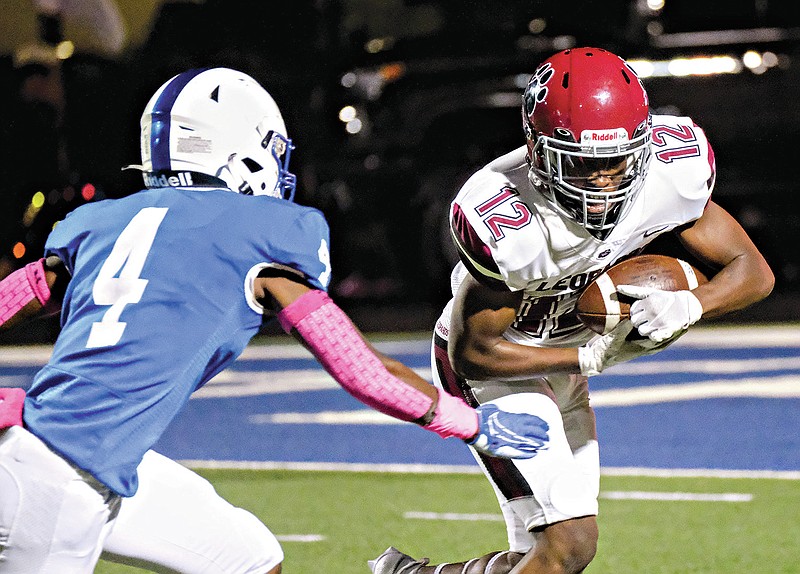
[86,207,168,348]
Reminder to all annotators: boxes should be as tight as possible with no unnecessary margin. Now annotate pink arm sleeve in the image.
[0,259,51,326]
[277,290,478,440]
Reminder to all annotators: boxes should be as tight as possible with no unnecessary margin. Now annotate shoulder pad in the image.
[450,203,507,290]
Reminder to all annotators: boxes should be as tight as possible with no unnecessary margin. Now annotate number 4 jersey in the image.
[24,187,332,496]
[442,114,714,349]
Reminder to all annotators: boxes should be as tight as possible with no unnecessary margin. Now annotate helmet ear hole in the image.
[553,128,575,143]
[241,158,263,173]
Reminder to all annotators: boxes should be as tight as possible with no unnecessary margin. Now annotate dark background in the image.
[1,0,797,341]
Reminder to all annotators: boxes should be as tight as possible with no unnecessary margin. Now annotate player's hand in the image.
[616,285,703,343]
[468,404,549,459]
[578,320,651,376]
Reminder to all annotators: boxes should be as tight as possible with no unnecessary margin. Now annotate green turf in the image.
[95,469,800,573]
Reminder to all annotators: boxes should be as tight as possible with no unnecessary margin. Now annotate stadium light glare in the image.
[31,191,45,209]
[628,55,742,78]
[338,106,357,123]
[12,242,26,259]
[55,40,74,60]
[742,51,762,69]
[646,0,665,12]
[668,56,739,76]
[345,118,363,134]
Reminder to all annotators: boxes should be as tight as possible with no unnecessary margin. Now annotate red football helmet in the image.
[522,47,652,238]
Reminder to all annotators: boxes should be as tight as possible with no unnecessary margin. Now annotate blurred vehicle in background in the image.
[1,0,799,335]
[309,0,800,321]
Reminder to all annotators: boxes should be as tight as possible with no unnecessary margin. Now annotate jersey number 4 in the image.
[86,207,168,348]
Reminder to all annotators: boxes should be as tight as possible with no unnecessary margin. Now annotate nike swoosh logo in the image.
[644,225,670,237]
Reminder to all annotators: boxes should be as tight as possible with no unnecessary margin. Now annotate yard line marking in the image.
[600,491,753,502]
[181,460,483,474]
[0,324,797,367]
[195,368,430,399]
[601,467,800,480]
[276,534,326,542]
[402,492,752,522]
[404,511,502,522]
[676,325,800,348]
[178,460,800,480]
[199,367,799,400]
[236,338,432,361]
[249,376,800,424]
[590,375,800,406]
[0,346,54,365]
[251,410,401,425]
[194,369,339,397]
[0,376,30,388]
[605,356,800,376]
[194,368,433,398]
[6,362,799,400]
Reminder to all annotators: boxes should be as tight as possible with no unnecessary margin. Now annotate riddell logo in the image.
[143,172,194,187]
[581,128,628,144]
[590,133,620,141]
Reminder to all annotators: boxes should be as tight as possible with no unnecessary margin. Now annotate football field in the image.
[2,324,799,573]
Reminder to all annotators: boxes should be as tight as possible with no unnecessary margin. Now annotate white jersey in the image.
[444,114,715,348]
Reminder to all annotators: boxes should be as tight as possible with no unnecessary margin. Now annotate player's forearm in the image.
[373,352,438,401]
[450,336,580,381]
[277,289,478,439]
[678,201,774,319]
[693,253,774,319]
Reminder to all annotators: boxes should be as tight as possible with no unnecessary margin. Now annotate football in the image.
[576,254,708,335]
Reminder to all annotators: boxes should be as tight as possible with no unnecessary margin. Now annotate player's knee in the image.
[539,518,598,574]
[561,534,596,573]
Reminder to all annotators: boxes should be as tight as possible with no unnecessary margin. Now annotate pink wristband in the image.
[0,259,51,325]
[25,259,51,305]
[278,290,434,422]
[425,390,479,441]
[0,387,25,428]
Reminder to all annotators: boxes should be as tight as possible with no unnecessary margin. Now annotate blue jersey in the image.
[23,187,331,496]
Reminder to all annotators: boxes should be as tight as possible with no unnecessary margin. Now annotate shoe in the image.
[368,547,430,573]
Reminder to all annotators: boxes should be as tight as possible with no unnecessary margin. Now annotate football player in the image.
[370,47,774,574]
[0,68,550,574]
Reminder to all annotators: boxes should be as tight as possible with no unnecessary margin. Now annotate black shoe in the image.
[368,547,430,574]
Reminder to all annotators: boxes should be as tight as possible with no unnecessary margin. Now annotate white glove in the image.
[616,285,703,343]
[578,320,648,376]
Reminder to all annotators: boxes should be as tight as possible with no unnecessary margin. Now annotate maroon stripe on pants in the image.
[433,334,533,500]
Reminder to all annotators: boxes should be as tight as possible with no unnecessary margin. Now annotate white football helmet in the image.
[134,67,296,200]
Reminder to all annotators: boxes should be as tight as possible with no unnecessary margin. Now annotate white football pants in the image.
[431,328,600,553]
[0,425,119,573]
[0,427,282,573]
